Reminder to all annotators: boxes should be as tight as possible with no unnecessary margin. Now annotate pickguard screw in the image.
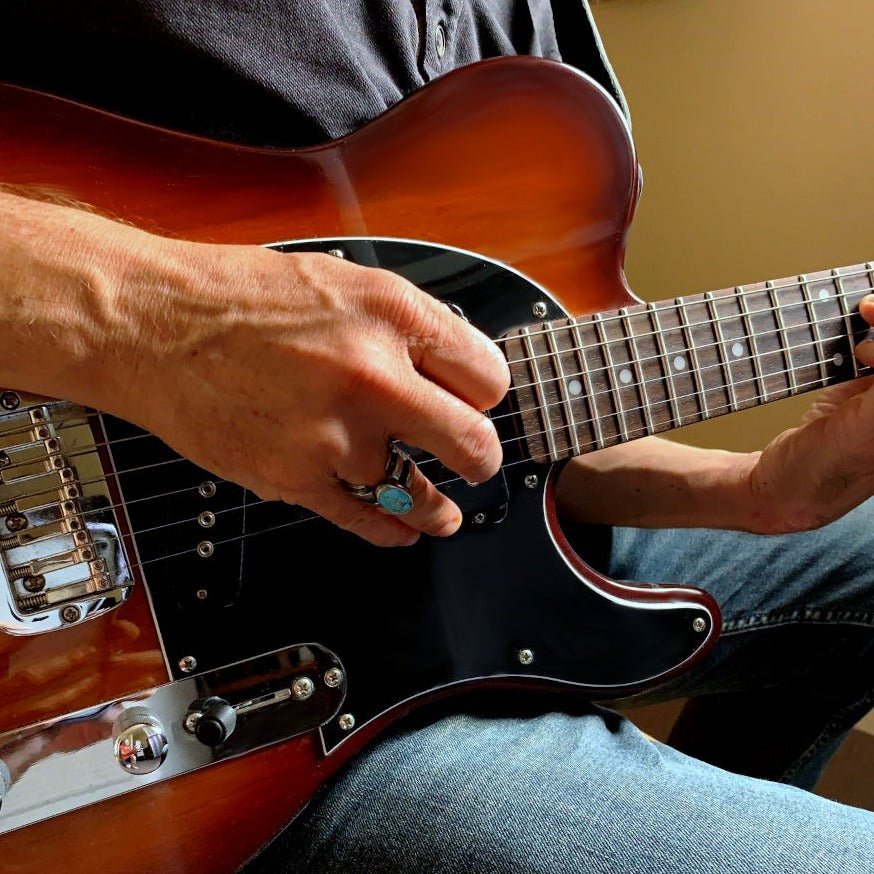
[472,513,486,525]
[324,667,344,688]
[198,511,216,528]
[292,677,315,700]
[531,302,548,319]
[327,248,346,258]
[0,391,20,410]
[338,713,356,731]
[195,589,208,600]
[0,453,10,468]
[6,513,28,532]
[197,541,215,558]
[524,475,539,489]
[60,605,82,624]
[198,481,217,499]
[692,617,707,633]
[517,648,535,666]
[179,655,197,673]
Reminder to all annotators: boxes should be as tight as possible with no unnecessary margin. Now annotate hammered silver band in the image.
[345,441,415,515]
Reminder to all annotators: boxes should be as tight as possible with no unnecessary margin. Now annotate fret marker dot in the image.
[819,288,831,299]
[619,368,633,384]
[833,353,844,367]
[568,378,583,396]
[731,342,744,357]
[673,355,687,371]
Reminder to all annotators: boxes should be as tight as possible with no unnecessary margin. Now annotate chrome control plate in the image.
[0,643,346,835]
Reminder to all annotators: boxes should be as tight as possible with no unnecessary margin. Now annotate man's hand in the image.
[1,193,510,546]
[557,294,874,535]
[744,293,874,533]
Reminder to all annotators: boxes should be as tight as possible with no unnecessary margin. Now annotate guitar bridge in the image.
[0,392,133,634]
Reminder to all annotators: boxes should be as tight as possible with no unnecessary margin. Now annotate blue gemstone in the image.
[376,485,413,515]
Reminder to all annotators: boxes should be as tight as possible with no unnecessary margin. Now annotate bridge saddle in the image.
[0,391,134,634]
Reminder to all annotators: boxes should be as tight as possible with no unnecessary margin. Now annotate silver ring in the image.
[345,441,415,515]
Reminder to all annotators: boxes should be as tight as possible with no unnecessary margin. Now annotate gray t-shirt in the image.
[0,0,625,147]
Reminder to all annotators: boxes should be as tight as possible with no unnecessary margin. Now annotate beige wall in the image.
[589,0,874,451]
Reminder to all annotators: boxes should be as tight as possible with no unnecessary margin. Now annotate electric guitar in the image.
[0,57,870,873]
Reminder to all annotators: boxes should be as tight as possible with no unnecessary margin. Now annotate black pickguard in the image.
[102,239,716,752]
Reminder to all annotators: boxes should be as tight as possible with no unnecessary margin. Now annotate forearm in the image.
[0,190,156,410]
[555,436,763,532]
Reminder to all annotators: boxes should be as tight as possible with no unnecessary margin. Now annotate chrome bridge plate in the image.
[0,392,133,634]
[0,643,346,835]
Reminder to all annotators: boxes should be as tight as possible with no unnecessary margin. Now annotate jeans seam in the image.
[721,606,874,635]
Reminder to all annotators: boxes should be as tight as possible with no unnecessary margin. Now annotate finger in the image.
[409,302,511,412]
[859,293,874,325]
[334,450,463,541]
[393,380,504,485]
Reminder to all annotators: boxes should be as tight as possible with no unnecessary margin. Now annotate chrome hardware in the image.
[0,643,346,835]
[197,540,214,558]
[0,392,20,411]
[692,617,707,633]
[327,247,346,258]
[197,511,216,528]
[472,512,486,525]
[195,588,208,600]
[198,480,217,498]
[531,301,548,318]
[338,713,356,731]
[60,604,81,624]
[0,395,134,634]
[524,475,539,489]
[292,676,315,701]
[113,708,169,775]
[517,648,535,666]
[324,667,344,688]
[179,655,198,673]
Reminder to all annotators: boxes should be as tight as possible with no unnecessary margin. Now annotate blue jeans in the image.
[244,499,874,873]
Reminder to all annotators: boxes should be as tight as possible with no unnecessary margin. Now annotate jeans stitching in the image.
[721,606,874,635]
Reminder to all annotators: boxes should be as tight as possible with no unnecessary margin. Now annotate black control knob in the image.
[188,696,237,747]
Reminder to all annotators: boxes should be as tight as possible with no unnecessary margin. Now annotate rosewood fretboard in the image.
[504,263,874,462]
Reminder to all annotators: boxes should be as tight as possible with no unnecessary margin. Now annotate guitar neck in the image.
[504,262,874,462]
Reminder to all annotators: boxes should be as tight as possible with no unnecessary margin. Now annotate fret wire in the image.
[593,312,630,442]
[677,297,709,418]
[545,321,580,456]
[704,291,740,412]
[799,274,830,385]
[505,325,868,444]
[622,307,655,437]
[521,326,559,461]
[501,279,872,376]
[502,266,873,350]
[569,322,606,449]
[767,280,798,393]
[834,268,861,379]
[646,301,682,427]
[733,286,770,403]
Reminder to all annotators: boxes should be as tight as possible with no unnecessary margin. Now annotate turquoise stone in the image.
[376,484,413,515]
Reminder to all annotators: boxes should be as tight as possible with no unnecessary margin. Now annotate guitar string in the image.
[1,264,870,452]
[2,299,870,539]
[3,278,871,479]
[8,348,871,554]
